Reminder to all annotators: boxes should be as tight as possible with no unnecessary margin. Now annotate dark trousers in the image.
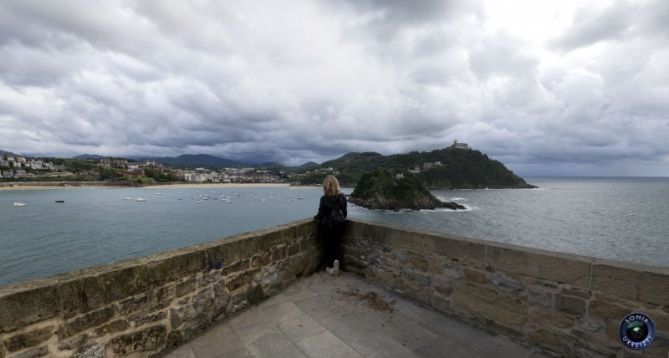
[320,225,344,268]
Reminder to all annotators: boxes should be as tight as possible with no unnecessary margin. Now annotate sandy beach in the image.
[142,183,297,189]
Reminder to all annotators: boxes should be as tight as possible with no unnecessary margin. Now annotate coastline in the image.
[0,181,317,191]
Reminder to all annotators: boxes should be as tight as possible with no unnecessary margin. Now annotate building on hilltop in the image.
[450,140,470,150]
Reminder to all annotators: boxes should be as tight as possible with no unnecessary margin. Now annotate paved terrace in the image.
[167,272,549,358]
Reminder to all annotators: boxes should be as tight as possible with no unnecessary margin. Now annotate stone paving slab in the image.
[166,272,550,358]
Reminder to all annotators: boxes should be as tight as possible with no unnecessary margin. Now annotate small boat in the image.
[13,202,26,207]
[55,200,65,203]
[135,198,146,202]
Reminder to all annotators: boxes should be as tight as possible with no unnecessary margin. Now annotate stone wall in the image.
[0,219,321,358]
[342,219,669,358]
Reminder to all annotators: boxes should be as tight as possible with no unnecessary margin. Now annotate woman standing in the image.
[314,175,347,275]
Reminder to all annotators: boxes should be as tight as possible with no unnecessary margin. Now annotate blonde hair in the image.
[322,175,341,197]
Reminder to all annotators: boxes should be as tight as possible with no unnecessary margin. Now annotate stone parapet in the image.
[342,219,669,358]
[0,219,321,357]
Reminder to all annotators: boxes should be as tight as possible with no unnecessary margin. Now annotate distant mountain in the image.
[0,149,20,157]
[297,147,534,189]
[72,154,105,160]
[150,154,246,168]
[296,161,319,170]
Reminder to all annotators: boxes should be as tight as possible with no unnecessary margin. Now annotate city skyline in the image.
[1,1,668,176]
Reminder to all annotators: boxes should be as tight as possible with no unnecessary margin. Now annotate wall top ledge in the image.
[0,218,315,297]
[347,218,669,275]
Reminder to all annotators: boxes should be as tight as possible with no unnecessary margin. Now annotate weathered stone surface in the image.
[561,287,591,299]
[527,326,574,355]
[490,273,524,293]
[14,346,48,358]
[271,245,288,261]
[592,264,669,306]
[487,246,591,288]
[0,343,5,358]
[72,344,105,358]
[60,306,116,338]
[57,334,89,351]
[175,277,196,297]
[409,255,429,272]
[423,235,485,267]
[117,285,173,316]
[555,294,586,316]
[525,287,553,308]
[223,259,250,275]
[464,269,487,284]
[131,311,167,327]
[4,325,53,352]
[451,283,527,327]
[225,269,259,293]
[111,325,166,355]
[528,307,574,329]
[94,319,130,336]
[588,299,631,321]
[0,286,59,333]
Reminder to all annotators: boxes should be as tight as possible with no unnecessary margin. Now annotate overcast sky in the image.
[0,1,668,176]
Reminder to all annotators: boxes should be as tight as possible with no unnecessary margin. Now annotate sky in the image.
[0,1,668,176]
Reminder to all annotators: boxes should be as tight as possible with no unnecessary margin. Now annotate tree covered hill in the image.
[296,147,534,189]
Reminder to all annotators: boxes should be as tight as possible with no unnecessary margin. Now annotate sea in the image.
[0,177,667,287]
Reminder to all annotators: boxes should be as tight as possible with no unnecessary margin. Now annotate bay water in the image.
[1,178,667,286]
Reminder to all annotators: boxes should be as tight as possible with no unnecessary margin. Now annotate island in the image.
[349,168,466,211]
[294,141,536,189]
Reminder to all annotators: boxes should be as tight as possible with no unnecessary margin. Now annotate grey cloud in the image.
[0,0,667,175]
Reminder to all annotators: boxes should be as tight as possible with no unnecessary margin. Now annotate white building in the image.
[451,140,470,150]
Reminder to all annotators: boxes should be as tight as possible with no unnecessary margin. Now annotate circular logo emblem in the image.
[619,313,656,350]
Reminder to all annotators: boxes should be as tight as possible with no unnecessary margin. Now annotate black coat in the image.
[314,193,347,223]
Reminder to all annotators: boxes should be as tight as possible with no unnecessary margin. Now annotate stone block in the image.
[223,259,250,275]
[555,294,586,316]
[371,225,425,252]
[14,346,48,358]
[271,245,288,261]
[72,344,105,358]
[175,276,197,297]
[451,282,527,327]
[423,234,485,267]
[592,264,669,306]
[94,319,129,336]
[4,326,54,352]
[525,287,553,308]
[130,310,167,327]
[588,299,632,321]
[487,246,591,288]
[528,307,575,329]
[117,285,173,316]
[111,325,166,355]
[57,334,89,351]
[60,306,116,338]
[464,268,487,284]
[490,273,524,293]
[527,326,574,355]
[409,255,429,272]
[0,286,59,333]
[225,269,260,292]
[251,252,271,268]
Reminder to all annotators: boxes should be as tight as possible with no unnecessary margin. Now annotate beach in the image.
[0,182,315,190]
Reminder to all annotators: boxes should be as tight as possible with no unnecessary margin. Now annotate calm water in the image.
[1,178,667,286]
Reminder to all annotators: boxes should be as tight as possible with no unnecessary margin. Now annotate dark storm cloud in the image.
[0,0,668,175]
